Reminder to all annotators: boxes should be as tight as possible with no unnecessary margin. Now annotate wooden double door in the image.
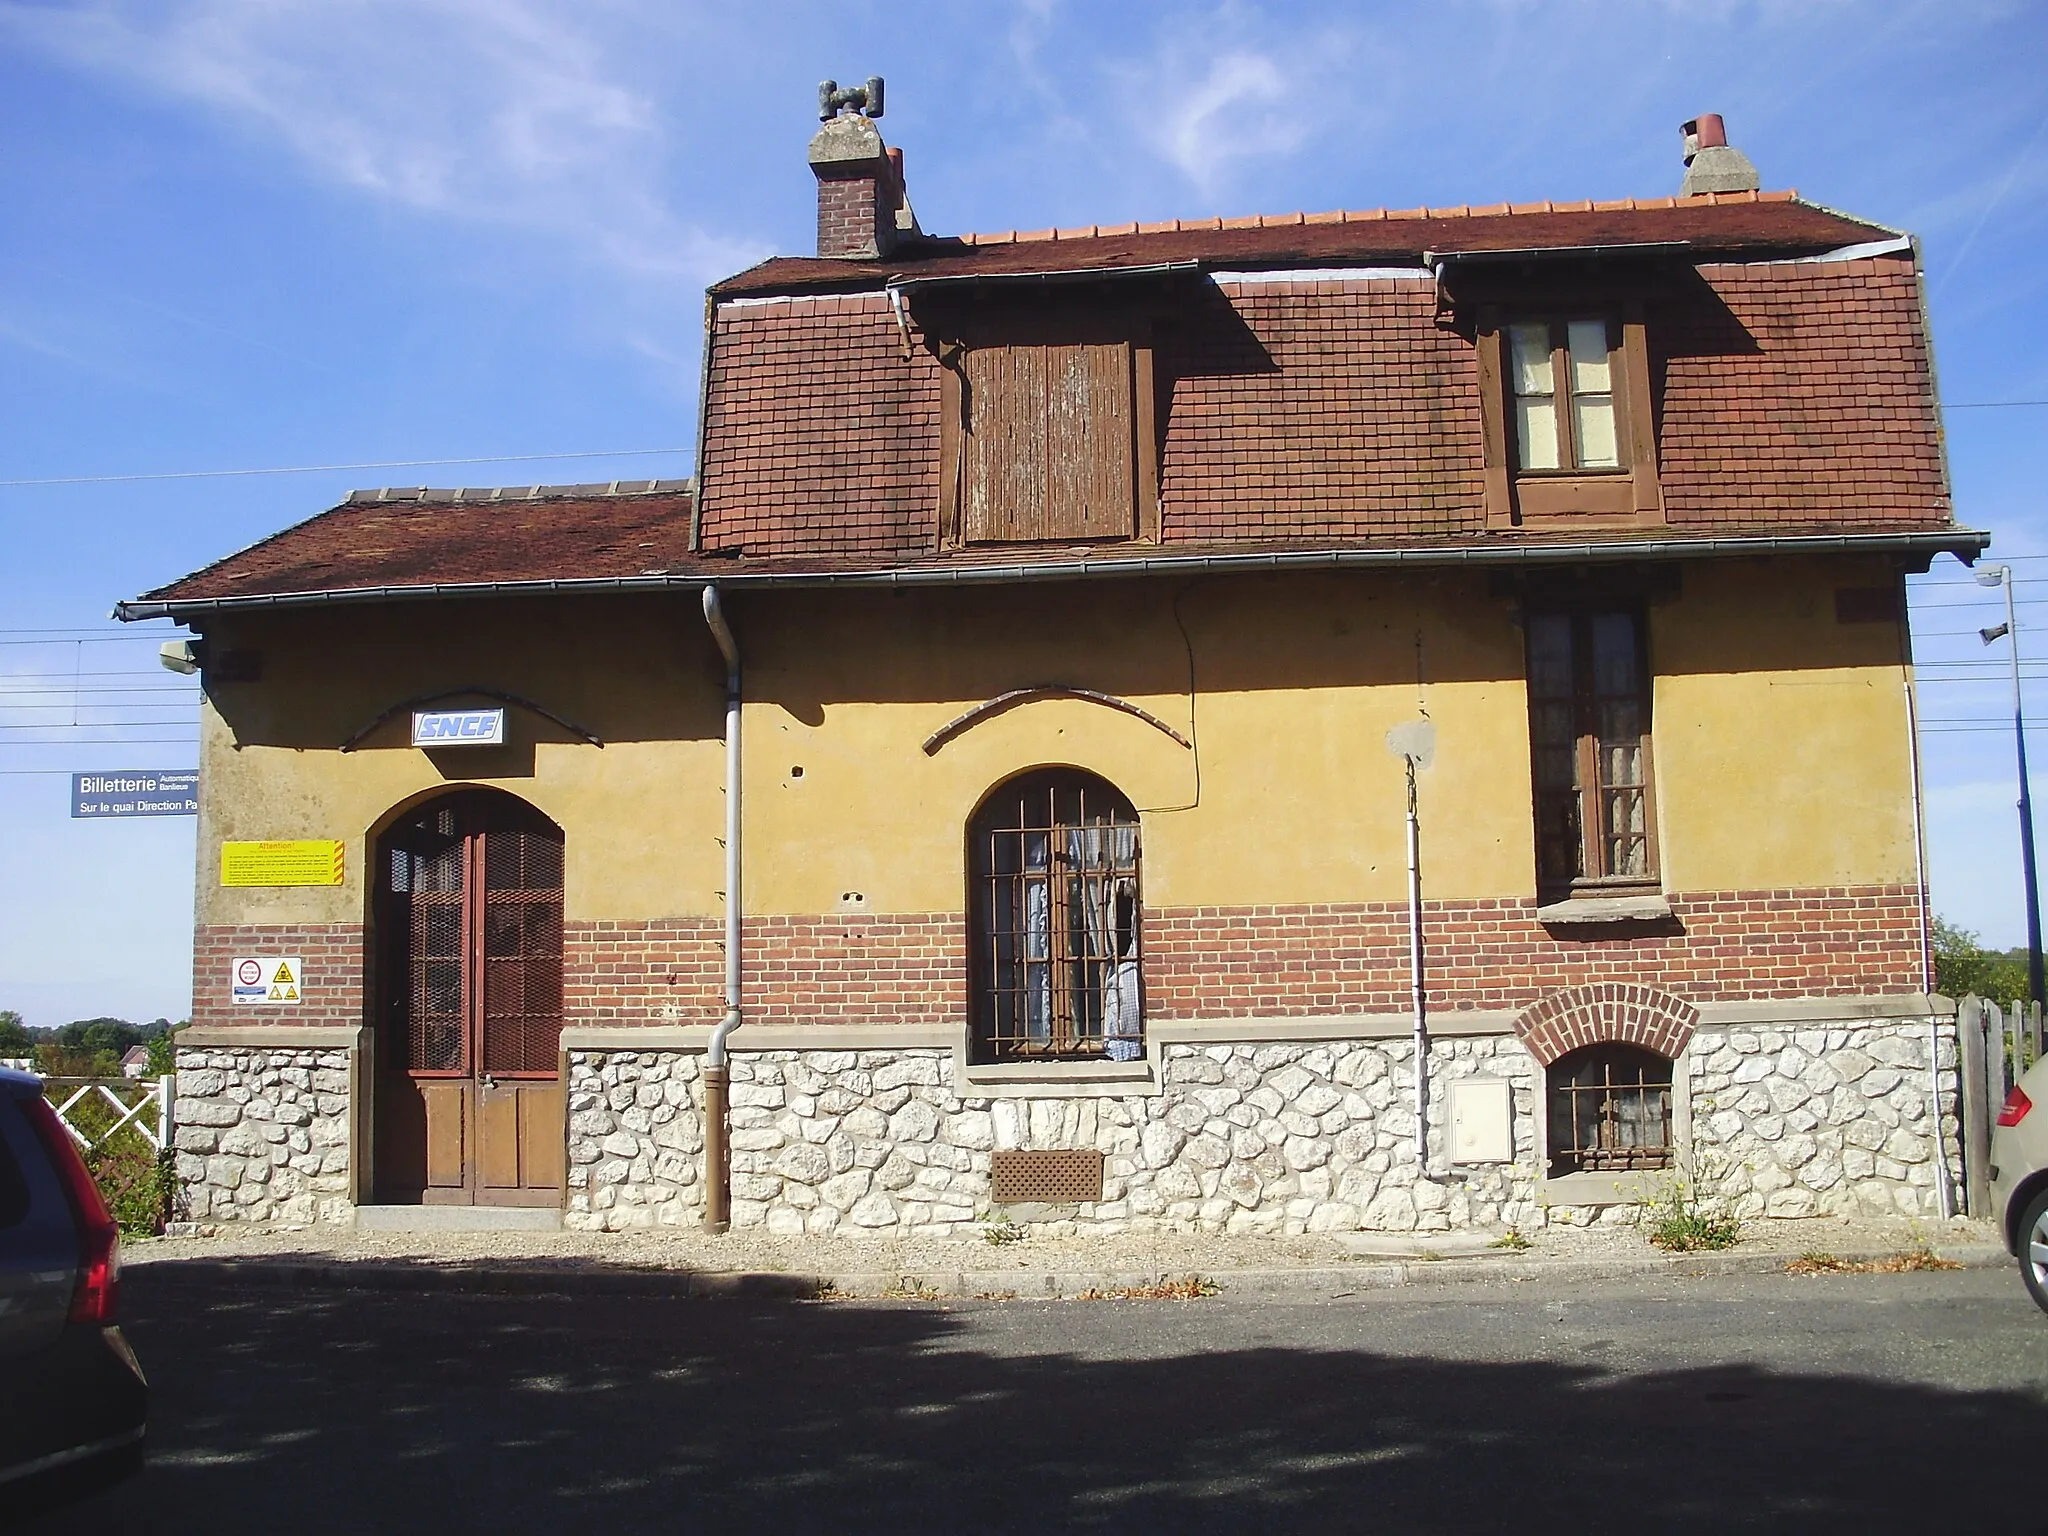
[374,790,566,1206]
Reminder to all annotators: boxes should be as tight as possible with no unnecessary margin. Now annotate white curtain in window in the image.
[1067,824,1142,1060]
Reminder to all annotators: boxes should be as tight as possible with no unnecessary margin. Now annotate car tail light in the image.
[21,1094,121,1324]
[1999,1085,2033,1129]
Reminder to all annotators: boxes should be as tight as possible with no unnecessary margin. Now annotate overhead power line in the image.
[0,447,693,489]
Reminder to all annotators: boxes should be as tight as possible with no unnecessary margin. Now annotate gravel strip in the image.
[127,1212,2000,1284]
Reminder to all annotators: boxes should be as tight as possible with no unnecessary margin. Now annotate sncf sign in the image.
[411,708,506,747]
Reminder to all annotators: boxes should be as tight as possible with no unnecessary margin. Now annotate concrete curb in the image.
[129,1242,2012,1303]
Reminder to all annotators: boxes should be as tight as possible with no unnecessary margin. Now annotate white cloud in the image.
[1102,9,1373,203]
[1148,51,1305,193]
[1,0,765,290]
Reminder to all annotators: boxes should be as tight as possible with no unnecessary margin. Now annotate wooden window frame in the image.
[1476,303,1661,530]
[1525,604,1661,903]
[937,322,1160,550]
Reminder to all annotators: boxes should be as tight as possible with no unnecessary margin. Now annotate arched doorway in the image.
[372,789,566,1206]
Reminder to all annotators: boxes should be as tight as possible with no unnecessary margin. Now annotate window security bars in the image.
[972,772,1142,1062]
[1548,1045,1674,1177]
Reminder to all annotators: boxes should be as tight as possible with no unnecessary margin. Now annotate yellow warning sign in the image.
[220,840,345,887]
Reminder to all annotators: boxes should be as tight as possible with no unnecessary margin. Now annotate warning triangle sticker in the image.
[274,985,299,1001]
[271,962,296,985]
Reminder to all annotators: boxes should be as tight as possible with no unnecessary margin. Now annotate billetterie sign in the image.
[71,769,198,818]
[412,708,506,747]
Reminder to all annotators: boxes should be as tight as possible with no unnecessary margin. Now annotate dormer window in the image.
[1509,319,1622,474]
[1473,302,1663,529]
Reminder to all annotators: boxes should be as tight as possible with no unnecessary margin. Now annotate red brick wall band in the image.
[197,885,1920,1038]
[190,924,365,1031]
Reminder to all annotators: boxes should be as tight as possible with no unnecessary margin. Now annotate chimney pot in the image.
[1679,112,1759,197]
[1682,113,1728,162]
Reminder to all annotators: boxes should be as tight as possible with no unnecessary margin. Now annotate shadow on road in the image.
[14,1261,2042,1534]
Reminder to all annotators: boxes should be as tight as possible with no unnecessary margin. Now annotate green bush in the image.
[88,1145,177,1236]
[50,1082,174,1236]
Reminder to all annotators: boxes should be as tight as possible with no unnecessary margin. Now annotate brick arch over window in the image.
[1515,983,1698,1067]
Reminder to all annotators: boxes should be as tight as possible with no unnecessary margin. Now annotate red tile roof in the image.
[714,192,1893,296]
[698,257,1949,555]
[127,509,1980,617]
[137,484,699,607]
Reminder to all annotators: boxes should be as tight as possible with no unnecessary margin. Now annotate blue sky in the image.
[1,0,2044,1025]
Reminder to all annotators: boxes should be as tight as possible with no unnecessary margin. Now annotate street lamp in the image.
[1977,562,2044,1005]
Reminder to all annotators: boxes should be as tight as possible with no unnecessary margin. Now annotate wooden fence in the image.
[1958,997,2044,1219]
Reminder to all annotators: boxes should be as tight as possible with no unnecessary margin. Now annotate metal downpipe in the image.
[702,585,741,1233]
[1405,757,1428,1172]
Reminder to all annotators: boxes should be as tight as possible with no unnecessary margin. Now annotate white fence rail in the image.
[43,1075,176,1155]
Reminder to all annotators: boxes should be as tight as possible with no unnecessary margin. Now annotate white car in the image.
[1991,1052,2048,1315]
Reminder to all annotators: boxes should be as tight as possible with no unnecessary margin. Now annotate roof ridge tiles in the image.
[943,189,1799,246]
[342,479,692,507]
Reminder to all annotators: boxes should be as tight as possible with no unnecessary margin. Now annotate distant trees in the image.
[0,1012,185,1076]
[1933,919,2030,1002]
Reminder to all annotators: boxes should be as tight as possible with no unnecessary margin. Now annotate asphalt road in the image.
[14,1261,2048,1533]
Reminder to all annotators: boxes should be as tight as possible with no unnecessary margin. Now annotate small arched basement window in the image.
[968,769,1141,1064]
[1546,1042,1674,1178]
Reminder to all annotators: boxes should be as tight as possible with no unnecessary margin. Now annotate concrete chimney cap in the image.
[808,110,888,168]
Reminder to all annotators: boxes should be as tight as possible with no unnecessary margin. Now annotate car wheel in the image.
[2022,1187,2048,1317]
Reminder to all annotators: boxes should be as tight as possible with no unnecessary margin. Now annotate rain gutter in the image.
[882,261,1204,294]
[112,529,1990,624]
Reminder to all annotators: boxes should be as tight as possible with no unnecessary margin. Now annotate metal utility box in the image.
[1448,1077,1514,1164]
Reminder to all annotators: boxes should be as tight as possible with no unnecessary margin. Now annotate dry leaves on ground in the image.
[1786,1248,1965,1276]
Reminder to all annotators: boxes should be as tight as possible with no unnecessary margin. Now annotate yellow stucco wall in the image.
[192,556,1916,929]
[1651,559,1916,891]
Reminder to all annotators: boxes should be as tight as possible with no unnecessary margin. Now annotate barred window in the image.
[969,770,1142,1063]
[1546,1043,1674,1177]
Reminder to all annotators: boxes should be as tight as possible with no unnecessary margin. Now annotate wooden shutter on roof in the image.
[960,338,1137,543]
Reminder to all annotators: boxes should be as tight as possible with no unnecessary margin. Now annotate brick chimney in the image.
[1679,113,1761,196]
[809,76,919,259]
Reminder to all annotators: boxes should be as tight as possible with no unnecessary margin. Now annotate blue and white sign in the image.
[412,708,506,747]
[71,770,198,818]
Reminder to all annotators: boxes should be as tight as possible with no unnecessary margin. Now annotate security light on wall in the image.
[159,639,200,675]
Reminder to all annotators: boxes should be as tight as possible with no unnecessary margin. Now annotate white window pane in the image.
[1575,395,1619,468]
[1567,320,1611,392]
[1516,396,1559,470]
[1509,324,1554,396]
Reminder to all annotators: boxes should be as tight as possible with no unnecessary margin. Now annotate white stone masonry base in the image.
[171,1047,354,1224]
[173,1017,1960,1233]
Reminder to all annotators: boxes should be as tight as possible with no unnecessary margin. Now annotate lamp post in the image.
[1978,562,2045,1005]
